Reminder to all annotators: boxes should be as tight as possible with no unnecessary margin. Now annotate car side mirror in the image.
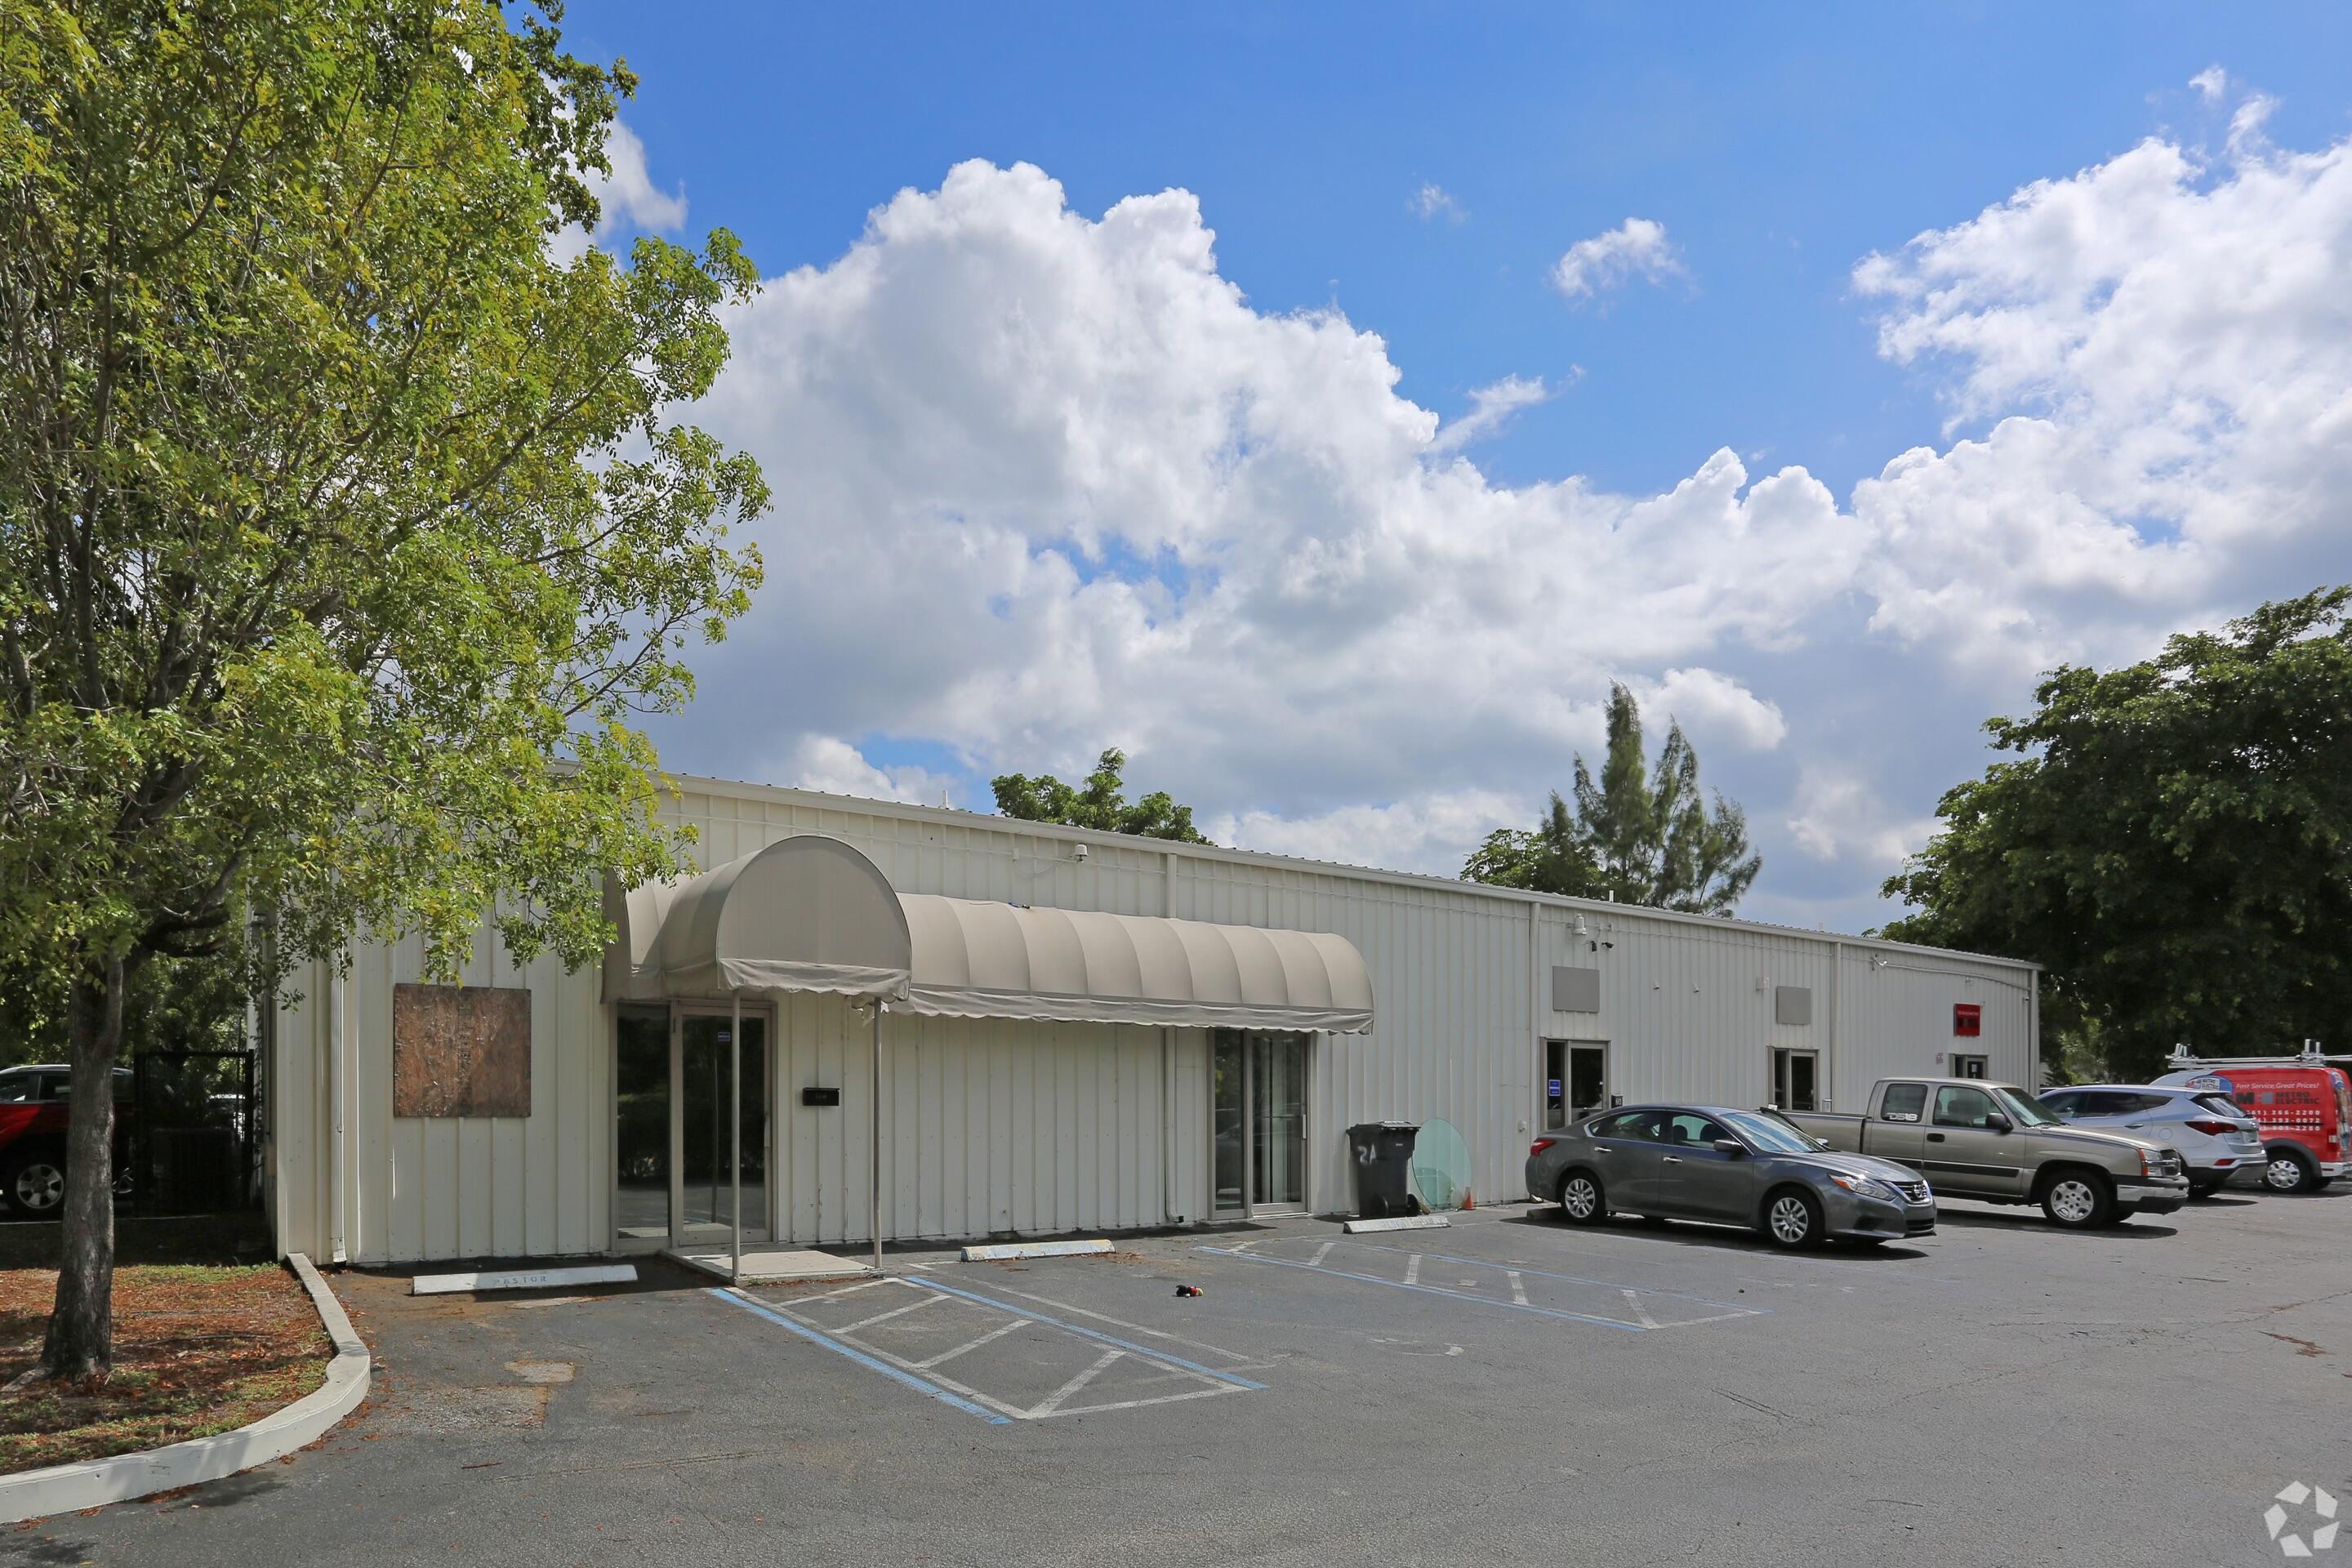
[1712,1138,1745,1158]
[1986,1115,2013,1134]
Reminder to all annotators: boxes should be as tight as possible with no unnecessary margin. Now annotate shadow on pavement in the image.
[1494,1205,1934,1262]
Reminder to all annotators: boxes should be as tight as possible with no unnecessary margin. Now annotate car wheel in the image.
[2,1152,66,1216]
[2264,1148,2319,1194]
[2038,1169,2113,1228]
[1762,1187,1823,1250]
[1558,1170,1606,1226]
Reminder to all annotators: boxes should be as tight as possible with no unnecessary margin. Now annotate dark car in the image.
[1526,1102,1936,1249]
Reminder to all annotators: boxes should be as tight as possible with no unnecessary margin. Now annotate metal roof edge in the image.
[657,770,2042,974]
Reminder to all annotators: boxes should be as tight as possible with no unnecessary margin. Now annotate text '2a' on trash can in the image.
[1348,1122,1420,1218]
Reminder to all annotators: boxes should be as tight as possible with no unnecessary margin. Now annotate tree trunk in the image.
[41,955,127,1384]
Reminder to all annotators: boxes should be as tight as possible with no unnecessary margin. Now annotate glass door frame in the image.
[1771,1047,1821,1112]
[1210,1029,1312,1220]
[1548,1039,1610,1125]
[609,999,778,1254]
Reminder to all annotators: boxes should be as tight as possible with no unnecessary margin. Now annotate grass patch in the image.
[0,1263,331,1473]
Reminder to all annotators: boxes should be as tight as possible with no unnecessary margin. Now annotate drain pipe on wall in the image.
[1160,852,1178,1226]
[730,988,742,1288]
[871,1001,884,1273]
[328,964,349,1266]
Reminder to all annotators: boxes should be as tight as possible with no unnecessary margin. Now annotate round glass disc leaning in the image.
[1406,1117,1473,1212]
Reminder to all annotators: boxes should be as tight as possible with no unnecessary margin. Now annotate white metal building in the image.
[262,773,2039,1266]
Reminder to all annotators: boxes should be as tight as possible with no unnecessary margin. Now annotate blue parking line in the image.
[1196,1247,1647,1330]
[911,1276,1267,1390]
[1334,1241,1766,1315]
[706,1287,1013,1425]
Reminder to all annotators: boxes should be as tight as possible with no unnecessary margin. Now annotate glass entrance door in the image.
[1212,1031,1309,1216]
[1566,1043,1608,1121]
[614,1006,671,1249]
[1772,1048,1820,1112]
[677,1013,769,1245]
[1253,1035,1307,1211]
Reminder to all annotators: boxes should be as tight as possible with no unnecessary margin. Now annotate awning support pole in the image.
[871,1002,884,1273]
[730,988,742,1288]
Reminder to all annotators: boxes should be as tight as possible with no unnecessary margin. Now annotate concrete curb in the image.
[0,1252,372,1523]
[1342,1214,1451,1233]
[960,1238,1112,1262]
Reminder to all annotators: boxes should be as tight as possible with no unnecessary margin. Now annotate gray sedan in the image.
[1525,1103,1936,1249]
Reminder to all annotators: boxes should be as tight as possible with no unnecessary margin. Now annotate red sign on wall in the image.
[1953,1004,1982,1037]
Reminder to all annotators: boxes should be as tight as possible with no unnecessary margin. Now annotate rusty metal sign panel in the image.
[392,983,532,1119]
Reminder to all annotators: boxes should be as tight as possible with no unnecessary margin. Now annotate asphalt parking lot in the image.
[18,1187,2351,1568]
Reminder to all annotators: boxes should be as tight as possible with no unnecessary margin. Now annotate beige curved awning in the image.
[898,896,1374,1033]
[606,835,912,1000]
[604,835,1373,1033]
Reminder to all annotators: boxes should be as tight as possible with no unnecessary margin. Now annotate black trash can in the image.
[1348,1122,1420,1218]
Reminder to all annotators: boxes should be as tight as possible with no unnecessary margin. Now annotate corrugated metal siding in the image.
[266,776,2038,1260]
[268,923,609,1265]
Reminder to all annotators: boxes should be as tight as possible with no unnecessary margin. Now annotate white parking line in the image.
[1334,1240,1762,1313]
[908,1315,1032,1370]
[1031,1348,1125,1416]
[739,1276,1266,1422]
[1200,1238,1774,1333]
[801,1277,893,1303]
[977,1285,1258,1365]
[1200,1247,1647,1330]
[833,1291,949,1334]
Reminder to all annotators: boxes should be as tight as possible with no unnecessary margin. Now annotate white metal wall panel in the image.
[265,917,612,1265]
[266,775,2038,1260]
[773,994,1169,1245]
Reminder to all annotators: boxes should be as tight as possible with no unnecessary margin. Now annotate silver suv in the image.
[2038,1085,2264,1198]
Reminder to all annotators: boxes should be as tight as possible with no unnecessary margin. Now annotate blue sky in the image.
[556,3,2352,932]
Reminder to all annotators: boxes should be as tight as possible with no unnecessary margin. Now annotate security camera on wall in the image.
[1072,842,1089,863]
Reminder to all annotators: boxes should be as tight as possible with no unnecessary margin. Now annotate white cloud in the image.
[1410,183,1465,223]
[1785,768,1938,869]
[1205,791,1532,877]
[551,120,688,263]
[1550,217,1682,302]
[1637,668,1788,751]
[2189,65,2227,105]
[648,96,2352,917]
[771,735,958,808]
[595,121,688,235]
[1428,373,1559,453]
[679,162,1854,882]
[1851,101,2352,678]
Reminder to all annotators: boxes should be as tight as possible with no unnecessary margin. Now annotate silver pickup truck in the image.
[1783,1077,2189,1228]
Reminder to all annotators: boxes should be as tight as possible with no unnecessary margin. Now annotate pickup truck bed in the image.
[1784,1076,2187,1228]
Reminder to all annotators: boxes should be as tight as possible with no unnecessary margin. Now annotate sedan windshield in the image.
[1991,1086,2060,1127]
[1721,1111,1823,1155]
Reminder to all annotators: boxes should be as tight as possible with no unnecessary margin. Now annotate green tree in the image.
[1460,794,1604,897]
[0,0,765,1380]
[1463,684,1759,915]
[991,749,1211,843]
[1882,588,2352,1080]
